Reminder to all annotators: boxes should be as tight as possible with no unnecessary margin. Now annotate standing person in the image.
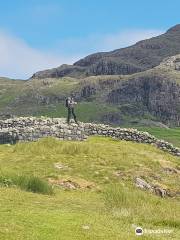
[66,96,78,124]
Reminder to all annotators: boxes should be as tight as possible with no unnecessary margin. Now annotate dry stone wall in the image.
[0,117,86,143]
[0,117,180,157]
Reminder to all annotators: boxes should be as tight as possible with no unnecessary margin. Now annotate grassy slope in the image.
[0,137,180,240]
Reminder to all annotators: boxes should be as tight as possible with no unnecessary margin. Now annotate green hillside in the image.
[0,137,180,239]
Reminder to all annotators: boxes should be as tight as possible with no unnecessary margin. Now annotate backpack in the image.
[65,98,69,108]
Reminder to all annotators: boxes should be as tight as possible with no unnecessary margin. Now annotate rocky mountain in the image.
[32,24,180,78]
[77,54,180,126]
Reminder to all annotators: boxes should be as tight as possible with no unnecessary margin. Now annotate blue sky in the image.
[0,0,179,79]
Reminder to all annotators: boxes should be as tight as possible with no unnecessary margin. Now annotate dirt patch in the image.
[48,177,95,190]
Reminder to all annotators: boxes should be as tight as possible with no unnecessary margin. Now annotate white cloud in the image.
[0,31,78,79]
[0,29,164,79]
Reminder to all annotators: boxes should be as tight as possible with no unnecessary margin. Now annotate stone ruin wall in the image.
[0,117,180,157]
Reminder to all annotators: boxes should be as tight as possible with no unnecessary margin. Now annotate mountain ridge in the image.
[32,24,180,79]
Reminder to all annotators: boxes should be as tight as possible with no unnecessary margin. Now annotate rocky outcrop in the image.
[85,59,142,76]
[158,54,180,70]
[0,117,180,156]
[135,177,167,198]
[31,64,86,79]
[107,76,180,125]
[135,177,154,192]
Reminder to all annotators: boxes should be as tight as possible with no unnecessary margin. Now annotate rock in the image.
[48,179,80,190]
[60,180,80,190]
[135,177,153,191]
[154,187,167,198]
[135,177,170,198]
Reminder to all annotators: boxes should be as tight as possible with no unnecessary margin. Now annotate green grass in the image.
[136,127,180,147]
[0,136,180,239]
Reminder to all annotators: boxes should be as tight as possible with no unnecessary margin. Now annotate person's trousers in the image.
[67,107,77,123]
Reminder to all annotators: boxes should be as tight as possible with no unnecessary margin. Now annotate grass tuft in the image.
[0,174,53,195]
[14,175,54,195]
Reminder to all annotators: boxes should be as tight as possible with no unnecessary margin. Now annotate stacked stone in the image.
[0,117,179,157]
[0,117,87,143]
[0,129,18,144]
[83,123,180,157]
[83,124,156,143]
